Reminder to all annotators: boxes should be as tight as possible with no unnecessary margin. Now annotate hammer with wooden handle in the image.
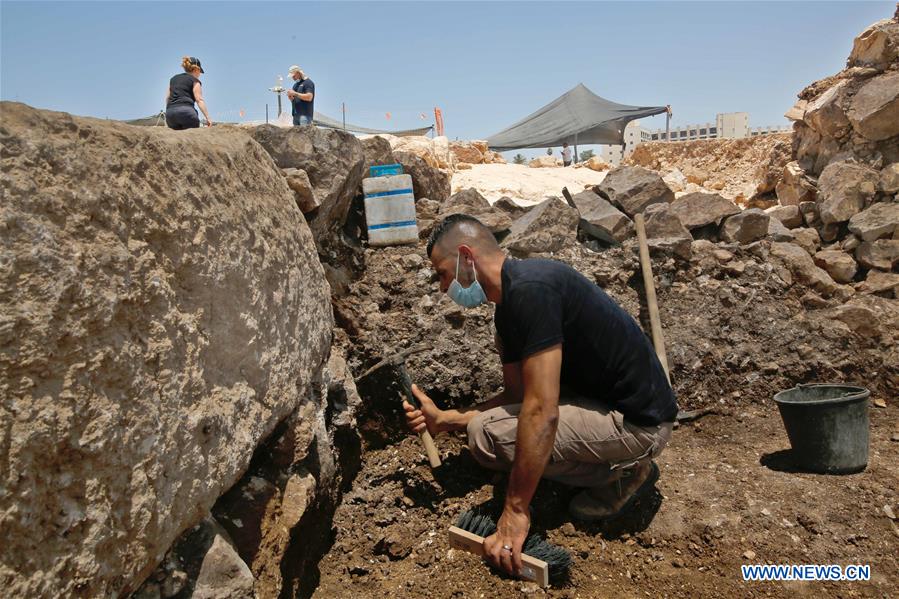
[360,345,442,468]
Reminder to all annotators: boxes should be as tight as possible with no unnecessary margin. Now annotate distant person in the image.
[165,56,213,130]
[561,142,572,167]
[546,147,553,156]
[286,65,315,126]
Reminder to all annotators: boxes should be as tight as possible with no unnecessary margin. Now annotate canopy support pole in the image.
[574,132,578,165]
[666,106,671,142]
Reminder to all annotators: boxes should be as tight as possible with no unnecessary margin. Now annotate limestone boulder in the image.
[847,71,899,141]
[857,270,899,295]
[578,156,612,171]
[814,250,858,284]
[643,203,693,260]
[439,188,512,234]
[662,168,688,192]
[817,161,879,224]
[529,155,562,168]
[385,135,454,170]
[251,124,365,255]
[0,103,334,597]
[880,163,899,194]
[501,197,579,255]
[765,204,803,228]
[799,201,821,228]
[571,190,634,243]
[193,519,255,599]
[720,209,770,244]
[493,196,532,219]
[596,166,675,217]
[770,242,840,296]
[393,150,452,204]
[484,150,506,164]
[361,136,395,174]
[848,202,899,241]
[792,227,822,256]
[848,16,899,69]
[803,80,851,139]
[775,161,817,206]
[669,192,740,229]
[449,140,487,165]
[768,217,795,242]
[283,168,319,213]
[856,239,899,270]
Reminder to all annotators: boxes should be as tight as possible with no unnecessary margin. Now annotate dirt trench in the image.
[298,240,899,598]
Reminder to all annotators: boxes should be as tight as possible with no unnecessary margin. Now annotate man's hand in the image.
[402,384,444,435]
[483,508,530,576]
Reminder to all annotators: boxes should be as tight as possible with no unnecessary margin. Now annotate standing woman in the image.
[165,56,213,130]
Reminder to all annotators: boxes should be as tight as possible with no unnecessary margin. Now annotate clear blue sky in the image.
[1,1,893,151]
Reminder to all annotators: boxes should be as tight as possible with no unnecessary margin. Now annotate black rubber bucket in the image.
[773,384,870,474]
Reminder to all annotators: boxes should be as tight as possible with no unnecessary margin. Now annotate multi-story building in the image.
[597,112,791,165]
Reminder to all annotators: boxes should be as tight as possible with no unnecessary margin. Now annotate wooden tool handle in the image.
[448,526,549,588]
[634,213,670,382]
[419,430,442,468]
[399,365,441,468]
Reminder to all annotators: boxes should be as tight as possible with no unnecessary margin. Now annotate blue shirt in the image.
[291,78,315,120]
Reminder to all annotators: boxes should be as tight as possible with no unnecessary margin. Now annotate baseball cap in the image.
[189,57,205,73]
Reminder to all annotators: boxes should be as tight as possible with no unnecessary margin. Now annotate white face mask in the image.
[447,253,487,308]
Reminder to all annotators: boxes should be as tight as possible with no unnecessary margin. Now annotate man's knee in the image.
[466,411,497,469]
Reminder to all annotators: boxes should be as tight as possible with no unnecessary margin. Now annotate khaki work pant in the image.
[466,395,673,488]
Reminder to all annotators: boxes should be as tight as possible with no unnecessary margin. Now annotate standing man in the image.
[403,214,678,578]
[561,142,572,167]
[286,65,315,126]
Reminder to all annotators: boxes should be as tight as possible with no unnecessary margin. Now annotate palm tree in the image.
[512,153,527,165]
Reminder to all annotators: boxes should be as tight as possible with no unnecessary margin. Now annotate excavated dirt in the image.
[317,240,899,598]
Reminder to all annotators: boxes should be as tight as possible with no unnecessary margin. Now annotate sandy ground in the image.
[451,164,608,205]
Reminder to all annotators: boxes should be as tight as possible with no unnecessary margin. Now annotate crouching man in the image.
[404,214,677,577]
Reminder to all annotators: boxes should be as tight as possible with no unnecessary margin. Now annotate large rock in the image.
[393,150,451,204]
[775,161,817,206]
[439,188,512,234]
[571,190,634,243]
[856,239,899,270]
[765,204,803,228]
[361,136,395,174]
[817,161,879,224]
[857,269,899,295]
[847,71,899,141]
[578,156,612,172]
[720,209,770,244]
[643,203,693,260]
[385,135,454,170]
[669,192,740,229]
[770,242,840,296]
[251,124,365,255]
[879,163,899,194]
[501,197,578,255]
[0,103,334,597]
[814,250,858,284]
[803,80,851,139]
[848,202,899,241]
[449,140,488,165]
[493,196,532,219]
[595,166,674,217]
[193,519,255,599]
[528,155,561,168]
[792,227,822,256]
[768,217,795,242]
[848,16,899,69]
[283,168,319,213]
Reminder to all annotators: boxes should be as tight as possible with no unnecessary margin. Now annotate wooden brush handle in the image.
[448,526,549,588]
[634,212,671,382]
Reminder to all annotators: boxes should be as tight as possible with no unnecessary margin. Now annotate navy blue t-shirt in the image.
[167,73,198,108]
[291,78,315,120]
[494,258,678,426]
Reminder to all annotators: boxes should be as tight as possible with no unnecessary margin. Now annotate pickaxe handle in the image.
[398,365,442,468]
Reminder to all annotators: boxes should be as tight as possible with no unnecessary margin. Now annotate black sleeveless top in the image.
[167,73,199,108]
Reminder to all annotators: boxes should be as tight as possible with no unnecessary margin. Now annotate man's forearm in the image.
[439,389,518,432]
[505,395,558,513]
